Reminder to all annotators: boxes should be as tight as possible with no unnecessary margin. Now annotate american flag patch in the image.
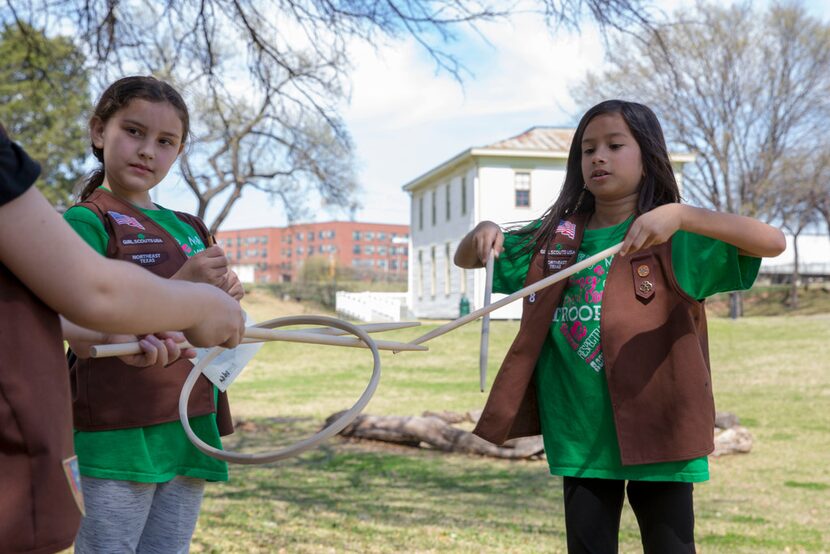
[555,219,576,239]
[108,210,146,231]
[62,455,85,516]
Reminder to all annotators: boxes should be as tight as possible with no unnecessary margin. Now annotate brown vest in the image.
[0,264,81,553]
[69,189,233,435]
[473,214,715,465]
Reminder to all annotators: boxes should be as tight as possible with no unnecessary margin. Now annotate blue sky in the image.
[152,0,829,230]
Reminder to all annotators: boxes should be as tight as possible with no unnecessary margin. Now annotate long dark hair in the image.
[515,99,681,252]
[78,75,190,201]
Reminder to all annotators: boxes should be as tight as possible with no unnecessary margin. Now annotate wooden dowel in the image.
[409,242,623,346]
[241,328,428,352]
[89,322,426,358]
[479,250,494,392]
[90,338,258,358]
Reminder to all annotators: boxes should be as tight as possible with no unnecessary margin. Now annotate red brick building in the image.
[215,221,409,283]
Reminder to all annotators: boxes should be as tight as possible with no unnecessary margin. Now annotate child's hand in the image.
[183,284,246,349]
[222,269,245,301]
[68,331,195,366]
[119,332,196,367]
[472,221,504,265]
[173,245,229,287]
[620,204,684,257]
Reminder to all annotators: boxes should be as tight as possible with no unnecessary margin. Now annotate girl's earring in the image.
[573,185,588,213]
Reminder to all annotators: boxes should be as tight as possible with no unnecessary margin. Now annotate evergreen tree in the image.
[0,24,89,208]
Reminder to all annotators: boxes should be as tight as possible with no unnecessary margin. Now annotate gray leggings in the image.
[74,475,206,554]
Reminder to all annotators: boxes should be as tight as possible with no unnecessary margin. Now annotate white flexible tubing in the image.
[179,315,381,464]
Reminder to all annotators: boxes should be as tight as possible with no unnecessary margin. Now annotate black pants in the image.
[563,477,696,554]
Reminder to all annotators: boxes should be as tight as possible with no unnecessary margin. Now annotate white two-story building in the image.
[402,126,694,319]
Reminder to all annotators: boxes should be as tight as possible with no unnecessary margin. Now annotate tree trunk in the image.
[729,291,743,319]
[789,233,801,309]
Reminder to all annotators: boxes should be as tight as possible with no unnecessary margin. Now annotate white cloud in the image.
[340,14,605,225]
[345,14,604,130]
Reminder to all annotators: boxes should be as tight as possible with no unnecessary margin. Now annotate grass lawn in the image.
[190,308,830,553]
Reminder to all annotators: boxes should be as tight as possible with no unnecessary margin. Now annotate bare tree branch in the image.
[574,2,830,226]
[8,0,665,228]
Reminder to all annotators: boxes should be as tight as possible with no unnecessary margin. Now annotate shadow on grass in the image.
[200,416,565,550]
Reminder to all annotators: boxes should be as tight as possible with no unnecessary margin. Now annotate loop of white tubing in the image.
[179,315,381,464]
[408,242,624,347]
[479,250,494,392]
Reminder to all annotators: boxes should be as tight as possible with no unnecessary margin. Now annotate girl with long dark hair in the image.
[455,100,785,552]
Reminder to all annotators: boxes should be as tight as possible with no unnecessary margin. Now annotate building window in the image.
[378,246,387,256]
[366,231,374,241]
[353,230,361,241]
[445,184,451,221]
[418,196,424,231]
[515,172,531,208]
[353,245,361,254]
[431,190,437,226]
[430,245,436,297]
[417,250,424,298]
[365,245,375,254]
[444,243,451,295]
[461,176,467,215]
[379,232,386,241]
[307,231,314,241]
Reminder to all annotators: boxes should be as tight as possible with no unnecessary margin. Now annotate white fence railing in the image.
[760,263,830,276]
[335,292,409,322]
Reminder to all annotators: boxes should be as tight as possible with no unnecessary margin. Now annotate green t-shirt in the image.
[64,199,229,483]
[493,216,761,482]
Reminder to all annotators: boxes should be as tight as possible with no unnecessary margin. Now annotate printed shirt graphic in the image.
[64,200,228,483]
[493,216,761,482]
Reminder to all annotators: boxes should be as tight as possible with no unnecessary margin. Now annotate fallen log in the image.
[324,410,751,460]
[326,410,544,459]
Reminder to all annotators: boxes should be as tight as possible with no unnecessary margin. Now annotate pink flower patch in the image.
[594,265,605,276]
[570,321,588,341]
[560,323,579,350]
[181,244,192,254]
